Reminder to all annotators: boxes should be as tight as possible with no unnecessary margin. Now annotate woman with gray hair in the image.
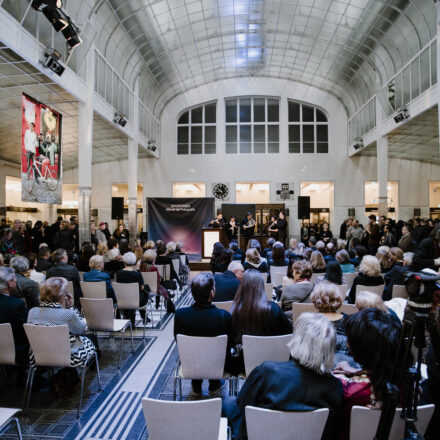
[10,256,40,309]
[222,313,342,440]
[115,252,150,326]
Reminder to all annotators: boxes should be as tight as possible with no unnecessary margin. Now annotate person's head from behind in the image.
[289,238,297,250]
[360,255,381,277]
[310,250,326,271]
[145,240,155,250]
[355,291,388,313]
[267,237,275,249]
[107,248,120,261]
[52,248,68,265]
[212,242,225,258]
[191,273,215,303]
[325,242,335,256]
[403,252,413,267]
[97,242,108,256]
[80,245,95,262]
[345,309,401,395]
[316,240,325,252]
[41,277,72,308]
[271,241,286,264]
[288,313,335,375]
[143,249,157,264]
[354,245,368,260]
[24,252,37,269]
[389,247,403,264]
[10,256,29,274]
[336,239,346,251]
[308,237,317,247]
[176,242,184,252]
[311,283,343,313]
[0,266,16,293]
[292,260,312,281]
[248,239,261,254]
[107,237,118,250]
[89,255,104,271]
[245,247,261,265]
[38,246,51,260]
[229,241,239,253]
[134,245,143,262]
[335,249,350,265]
[156,240,166,255]
[227,261,244,280]
[166,241,176,254]
[123,252,136,267]
[324,260,343,284]
[118,239,130,255]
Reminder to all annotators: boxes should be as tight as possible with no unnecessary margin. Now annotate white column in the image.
[78,46,94,245]
[127,79,139,246]
[437,3,440,158]
[376,97,388,217]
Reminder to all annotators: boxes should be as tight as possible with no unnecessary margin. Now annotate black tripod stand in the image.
[374,273,440,440]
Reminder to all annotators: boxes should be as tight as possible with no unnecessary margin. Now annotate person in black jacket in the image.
[383,247,408,300]
[222,313,342,440]
[213,262,244,302]
[10,256,40,309]
[174,272,232,395]
[47,249,82,308]
[412,224,440,271]
[276,211,288,247]
[348,255,384,304]
[155,240,181,286]
[35,246,53,272]
[0,266,29,364]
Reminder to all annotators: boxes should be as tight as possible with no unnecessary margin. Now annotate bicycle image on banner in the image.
[21,93,62,204]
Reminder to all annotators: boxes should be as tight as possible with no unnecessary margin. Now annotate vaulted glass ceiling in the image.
[3,0,436,118]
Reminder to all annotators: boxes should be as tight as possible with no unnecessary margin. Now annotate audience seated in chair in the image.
[243,248,267,274]
[213,261,244,302]
[83,255,116,301]
[10,256,40,309]
[347,256,384,304]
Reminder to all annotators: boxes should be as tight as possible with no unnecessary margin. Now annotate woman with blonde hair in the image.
[27,277,97,367]
[376,246,392,273]
[311,283,344,321]
[348,255,384,304]
[355,291,401,323]
[134,245,144,268]
[243,247,268,273]
[310,250,326,273]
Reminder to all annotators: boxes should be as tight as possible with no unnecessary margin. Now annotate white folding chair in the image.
[78,271,85,281]
[242,334,291,377]
[245,406,329,440]
[349,405,435,440]
[179,255,186,266]
[80,281,107,299]
[156,264,171,281]
[291,303,316,323]
[23,324,101,417]
[112,282,152,338]
[355,284,384,297]
[272,272,285,287]
[0,408,23,440]
[80,298,133,369]
[339,284,349,298]
[343,273,358,290]
[213,301,234,313]
[264,283,274,301]
[310,273,321,283]
[142,398,228,440]
[66,280,74,296]
[260,272,268,283]
[141,271,167,316]
[171,259,180,278]
[174,334,231,400]
[392,285,408,299]
[0,323,16,366]
[270,266,287,282]
[340,303,356,315]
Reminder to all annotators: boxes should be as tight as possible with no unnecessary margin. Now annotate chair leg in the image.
[173,376,177,401]
[129,322,134,352]
[14,417,23,440]
[94,352,102,392]
[142,310,146,339]
[77,364,87,418]
[118,332,124,370]
[178,377,182,401]
[23,367,35,409]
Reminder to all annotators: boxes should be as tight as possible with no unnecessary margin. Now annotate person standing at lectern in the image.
[277,211,288,247]
[227,216,239,241]
[241,212,255,248]
[209,212,226,229]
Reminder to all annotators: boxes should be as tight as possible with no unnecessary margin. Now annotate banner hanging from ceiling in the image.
[147,198,215,257]
[21,93,62,204]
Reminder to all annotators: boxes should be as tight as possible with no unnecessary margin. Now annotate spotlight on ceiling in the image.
[113,112,127,127]
[62,24,83,48]
[353,138,364,150]
[393,106,410,124]
[41,48,65,76]
[147,141,157,152]
[32,1,63,9]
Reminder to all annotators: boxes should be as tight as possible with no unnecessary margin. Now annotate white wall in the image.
[62,77,440,238]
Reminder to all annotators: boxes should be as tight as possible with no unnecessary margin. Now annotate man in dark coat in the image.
[383,247,408,300]
[174,272,232,395]
[412,225,440,271]
[213,262,244,302]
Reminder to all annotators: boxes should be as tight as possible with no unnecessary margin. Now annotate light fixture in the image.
[113,112,127,127]
[32,1,63,9]
[393,106,410,123]
[353,138,364,150]
[62,24,82,48]
[147,140,157,152]
[41,48,65,76]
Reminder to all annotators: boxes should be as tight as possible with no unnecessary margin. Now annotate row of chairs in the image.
[141,397,435,440]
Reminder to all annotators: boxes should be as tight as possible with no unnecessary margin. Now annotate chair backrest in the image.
[142,398,222,440]
[339,284,348,298]
[80,281,107,299]
[155,264,171,280]
[80,298,114,331]
[310,273,321,283]
[392,284,408,299]
[66,280,74,296]
[343,273,358,289]
[78,271,85,281]
[291,303,316,323]
[245,406,329,440]
[171,259,180,276]
[213,301,234,313]
[141,271,158,294]
[264,283,274,301]
[112,282,140,309]
[270,265,287,280]
[259,272,268,283]
[340,303,356,315]
[355,284,384,296]
[0,323,16,365]
[242,334,291,377]
[349,405,435,440]
[23,324,71,367]
[177,334,227,379]
[272,272,285,287]
[179,255,186,266]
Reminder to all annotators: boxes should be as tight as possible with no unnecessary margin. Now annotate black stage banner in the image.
[147,198,215,257]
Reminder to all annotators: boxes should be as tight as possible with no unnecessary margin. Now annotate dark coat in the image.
[348,273,384,304]
[156,255,180,282]
[383,263,408,301]
[412,237,437,271]
[0,292,29,363]
[225,360,343,440]
[213,271,240,302]
[12,273,40,309]
[104,259,125,278]
[35,257,52,273]
[47,262,82,308]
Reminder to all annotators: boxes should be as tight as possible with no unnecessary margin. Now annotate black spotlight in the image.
[41,5,68,32]
[62,25,83,48]
[113,112,127,127]
[42,48,65,76]
[32,1,63,9]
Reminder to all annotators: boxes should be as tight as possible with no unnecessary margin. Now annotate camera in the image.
[404,269,440,308]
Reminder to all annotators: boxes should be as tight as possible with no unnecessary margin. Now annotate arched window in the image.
[225,97,279,154]
[288,101,328,154]
[177,102,216,154]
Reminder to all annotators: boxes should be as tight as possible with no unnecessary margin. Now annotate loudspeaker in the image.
[348,208,356,217]
[284,208,289,217]
[297,196,310,220]
[414,208,421,217]
[111,197,124,219]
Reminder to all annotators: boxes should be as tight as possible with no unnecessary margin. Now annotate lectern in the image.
[201,228,224,258]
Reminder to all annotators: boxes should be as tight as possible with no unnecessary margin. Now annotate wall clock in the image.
[212,183,229,200]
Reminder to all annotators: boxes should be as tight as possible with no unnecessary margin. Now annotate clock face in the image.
[213,183,229,200]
